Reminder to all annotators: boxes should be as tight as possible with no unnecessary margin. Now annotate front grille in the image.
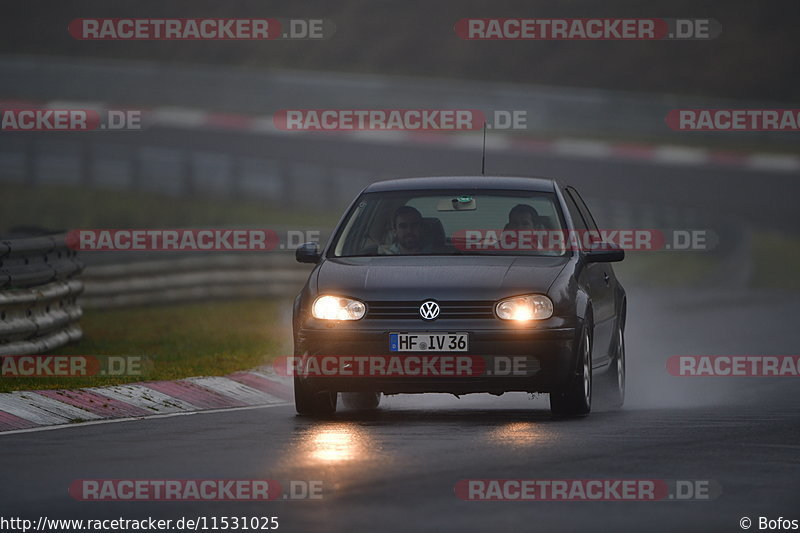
[366,301,496,320]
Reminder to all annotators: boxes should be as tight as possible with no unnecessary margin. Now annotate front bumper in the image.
[295,318,580,395]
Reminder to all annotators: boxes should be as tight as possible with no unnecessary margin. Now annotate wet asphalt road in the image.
[1,286,799,533]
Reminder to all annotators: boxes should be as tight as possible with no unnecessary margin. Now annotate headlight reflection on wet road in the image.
[488,421,557,447]
[303,424,375,464]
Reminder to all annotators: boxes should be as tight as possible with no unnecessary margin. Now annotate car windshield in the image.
[330,189,568,257]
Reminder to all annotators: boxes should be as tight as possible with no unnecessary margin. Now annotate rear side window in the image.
[565,187,599,232]
[563,192,588,231]
[564,187,606,249]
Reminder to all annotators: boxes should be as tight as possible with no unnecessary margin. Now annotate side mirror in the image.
[296,242,321,264]
[585,242,624,263]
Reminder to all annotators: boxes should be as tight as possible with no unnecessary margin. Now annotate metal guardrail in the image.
[0,234,84,356]
[80,253,313,309]
[0,234,82,289]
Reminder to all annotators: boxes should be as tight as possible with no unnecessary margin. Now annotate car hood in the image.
[315,255,570,300]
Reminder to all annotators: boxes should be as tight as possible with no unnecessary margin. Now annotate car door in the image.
[563,187,614,366]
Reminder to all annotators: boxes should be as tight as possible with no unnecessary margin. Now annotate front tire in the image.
[550,326,592,416]
[294,376,337,417]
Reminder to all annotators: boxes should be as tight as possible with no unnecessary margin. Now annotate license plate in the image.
[390,333,468,352]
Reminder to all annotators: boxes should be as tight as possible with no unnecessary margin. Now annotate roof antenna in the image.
[481,121,487,175]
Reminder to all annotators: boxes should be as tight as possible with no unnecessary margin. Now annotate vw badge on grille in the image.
[419,301,440,320]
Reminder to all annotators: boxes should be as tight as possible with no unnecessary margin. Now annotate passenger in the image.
[501,204,546,252]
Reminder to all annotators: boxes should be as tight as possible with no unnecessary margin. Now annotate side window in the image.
[334,198,374,256]
[563,192,588,231]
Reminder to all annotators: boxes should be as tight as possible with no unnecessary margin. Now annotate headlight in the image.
[495,294,553,321]
[312,295,366,321]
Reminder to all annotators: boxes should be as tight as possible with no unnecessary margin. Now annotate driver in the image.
[379,205,428,255]
[504,204,542,230]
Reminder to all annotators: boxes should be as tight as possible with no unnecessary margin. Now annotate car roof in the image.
[363,176,560,193]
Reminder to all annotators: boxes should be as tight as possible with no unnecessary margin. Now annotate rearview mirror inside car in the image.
[436,196,476,211]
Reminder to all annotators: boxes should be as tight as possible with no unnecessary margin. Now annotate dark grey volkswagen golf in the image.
[292,176,626,416]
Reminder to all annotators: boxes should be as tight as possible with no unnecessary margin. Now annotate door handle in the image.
[603,272,610,286]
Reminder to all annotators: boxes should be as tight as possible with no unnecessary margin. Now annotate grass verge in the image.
[613,251,721,287]
[0,299,289,393]
[751,231,800,289]
[0,184,339,232]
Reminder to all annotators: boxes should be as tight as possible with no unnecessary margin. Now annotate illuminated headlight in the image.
[312,296,366,321]
[495,294,553,321]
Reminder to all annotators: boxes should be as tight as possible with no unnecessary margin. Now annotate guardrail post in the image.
[230,155,243,200]
[130,146,141,191]
[280,160,293,206]
[183,151,195,196]
[81,141,94,187]
[326,167,339,206]
[25,137,37,186]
